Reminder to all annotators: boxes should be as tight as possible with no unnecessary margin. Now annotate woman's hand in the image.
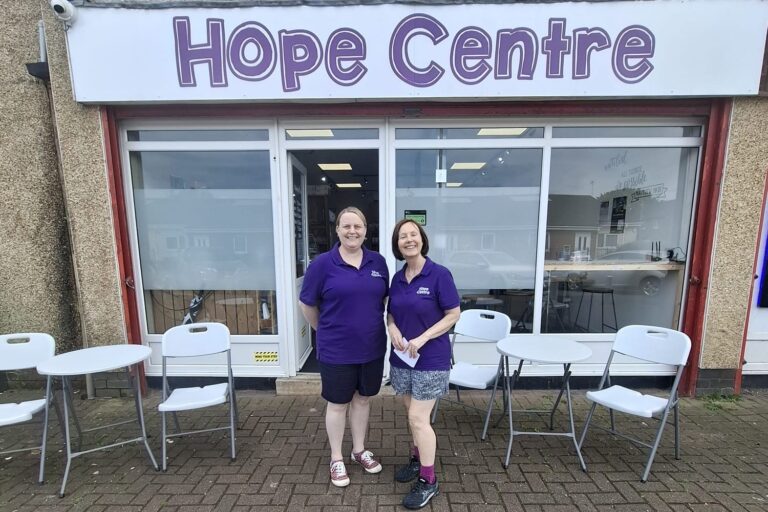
[407,335,428,358]
[389,324,406,351]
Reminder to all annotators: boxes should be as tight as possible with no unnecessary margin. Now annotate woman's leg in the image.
[349,392,371,453]
[407,398,437,467]
[326,401,349,462]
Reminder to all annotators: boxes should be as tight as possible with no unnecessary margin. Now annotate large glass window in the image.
[396,145,542,332]
[544,146,698,333]
[129,147,278,335]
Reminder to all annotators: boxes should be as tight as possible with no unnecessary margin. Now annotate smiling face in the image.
[335,211,367,252]
[397,221,423,259]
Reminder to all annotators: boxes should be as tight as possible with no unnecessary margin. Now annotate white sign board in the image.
[64,0,768,103]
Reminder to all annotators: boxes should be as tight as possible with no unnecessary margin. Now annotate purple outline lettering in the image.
[495,28,537,80]
[451,27,492,85]
[613,25,655,83]
[542,18,571,78]
[279,29,322,92]
[572,27,610,79]
[389,13,448,88]
[174,17,227,87]
[226,22,276,81]
[325,28,367,86]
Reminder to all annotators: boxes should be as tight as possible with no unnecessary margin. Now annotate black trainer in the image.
[402,477,439,509]
[395,456,421,483]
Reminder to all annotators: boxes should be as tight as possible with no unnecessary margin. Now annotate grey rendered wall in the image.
[42,1,128,348]
[0,2,79,354]
[700,97,768,392]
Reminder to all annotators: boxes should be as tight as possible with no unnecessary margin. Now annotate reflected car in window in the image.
[445,250,534,290]
[572,250,667,296]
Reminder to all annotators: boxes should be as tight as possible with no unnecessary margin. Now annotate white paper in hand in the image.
[394,338,420,368]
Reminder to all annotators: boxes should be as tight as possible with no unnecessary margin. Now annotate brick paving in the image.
[1,387,767,511]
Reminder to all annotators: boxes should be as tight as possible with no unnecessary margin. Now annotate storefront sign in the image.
[65,1,768,102]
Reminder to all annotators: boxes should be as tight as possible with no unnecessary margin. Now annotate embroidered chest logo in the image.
[416,287,431,295]
[370,270,383,278]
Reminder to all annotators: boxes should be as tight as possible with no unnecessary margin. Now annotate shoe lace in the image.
[358,450,376,465]
[330,461,347,478]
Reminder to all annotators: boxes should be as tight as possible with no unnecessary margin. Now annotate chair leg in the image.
[578,402,598,449]
[482,357,504,440]
[587,292,595,333]
[674,401,681,460]
[641,406,674,482]
[229,392,236,462]
[63,378,83,452]
[609,408,616,433]
[161,411,168,472]
[38,375,53,484]
[172,412,181,433]
[610,291,618,331]
[232,387,240,428]
[431,398,440,424]
[455,386,462,402]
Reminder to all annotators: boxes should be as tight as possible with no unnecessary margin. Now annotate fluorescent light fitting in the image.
[318,163,352,171]
[286,129,334,138]
[446,182,463,187]
[450,162,485,170]
[477,127,527,136]
[336,183,362,188]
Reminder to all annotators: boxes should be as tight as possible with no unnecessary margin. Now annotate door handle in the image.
[124,276,135,289]
[689,275,701,286]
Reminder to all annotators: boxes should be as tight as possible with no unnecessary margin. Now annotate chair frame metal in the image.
[431,309,512,436]
[159,323,239,471]
[578,325,691,482]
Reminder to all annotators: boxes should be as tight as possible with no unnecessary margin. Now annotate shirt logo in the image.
[370,270,383,278]
[416,287,430,295]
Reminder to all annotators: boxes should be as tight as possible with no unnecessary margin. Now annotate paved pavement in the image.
[1,387,767,511]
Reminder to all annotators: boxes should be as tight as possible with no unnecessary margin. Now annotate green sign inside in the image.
[404,210,427,226]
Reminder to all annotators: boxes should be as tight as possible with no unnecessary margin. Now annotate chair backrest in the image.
[0,333,55,371]
[612,325,691,366]
[162,322,231,357]
[453,309,512,343]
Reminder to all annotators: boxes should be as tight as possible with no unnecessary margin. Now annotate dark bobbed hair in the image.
[391,219,430,261]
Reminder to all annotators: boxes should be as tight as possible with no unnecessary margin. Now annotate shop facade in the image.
[3,0,768,395]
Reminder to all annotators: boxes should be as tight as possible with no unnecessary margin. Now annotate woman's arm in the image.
[407,306,461,358]
[299,301,320,330]
[387,313,406,351]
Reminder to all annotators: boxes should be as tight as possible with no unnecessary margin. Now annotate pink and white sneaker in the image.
[351,450,383,474]
[330,460,350,487]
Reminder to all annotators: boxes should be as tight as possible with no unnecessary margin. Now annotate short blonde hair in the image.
[336,206,367,227]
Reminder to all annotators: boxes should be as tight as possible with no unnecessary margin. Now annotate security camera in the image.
[50,0,76,24]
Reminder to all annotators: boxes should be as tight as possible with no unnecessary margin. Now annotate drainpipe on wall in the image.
[34,19,95,399]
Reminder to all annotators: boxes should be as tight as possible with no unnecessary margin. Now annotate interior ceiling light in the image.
[477,127,527,136]
[318,163,352,171]
[450,162,485,170]
[286,129,334,138]
[336,183,361,188]
[446,182,463,187]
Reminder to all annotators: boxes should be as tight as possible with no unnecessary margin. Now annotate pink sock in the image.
[419,464,435,484]
[411,446,420,460]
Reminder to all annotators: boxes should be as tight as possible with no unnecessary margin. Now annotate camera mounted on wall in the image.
[49,0,77,28]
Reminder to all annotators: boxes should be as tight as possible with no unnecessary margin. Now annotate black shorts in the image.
[318,357,385,404]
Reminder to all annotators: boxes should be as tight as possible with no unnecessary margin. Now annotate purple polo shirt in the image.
[388,258,461,371]
[300,243,389,364]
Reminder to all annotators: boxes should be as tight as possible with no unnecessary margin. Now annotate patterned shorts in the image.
[390,365,450,401]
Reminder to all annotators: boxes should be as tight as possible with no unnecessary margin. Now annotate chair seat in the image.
[0,399,47,427]
[449,362,499,389]
[159,383,229,412]
[586,385,668,418]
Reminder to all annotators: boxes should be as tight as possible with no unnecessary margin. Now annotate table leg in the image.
[129,364,158,470]
[60,377,73,497]
[564,368,587,471]
[38,375,53,484]
[549,364,571,430]
[503,359,524,469]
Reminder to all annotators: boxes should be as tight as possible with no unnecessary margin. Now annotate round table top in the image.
[37,344,151,376]
[497,335,592,364]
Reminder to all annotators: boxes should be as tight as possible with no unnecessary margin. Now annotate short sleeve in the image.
[299,256,325,306]
[437,267,461,310]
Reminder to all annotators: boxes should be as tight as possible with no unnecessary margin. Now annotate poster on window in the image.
[599,201,610,231]
[610,196,627,234]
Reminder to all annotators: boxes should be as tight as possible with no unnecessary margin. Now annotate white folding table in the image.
[37,344,158,496]
[482,335,592,469]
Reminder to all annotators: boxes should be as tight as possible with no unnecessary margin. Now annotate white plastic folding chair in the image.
[0,333,56,483]
[431,309,512,437]
[158,322,238,471]
[578,325,692,482]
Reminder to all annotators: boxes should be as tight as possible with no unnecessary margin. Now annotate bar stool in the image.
[575,286,618,333]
